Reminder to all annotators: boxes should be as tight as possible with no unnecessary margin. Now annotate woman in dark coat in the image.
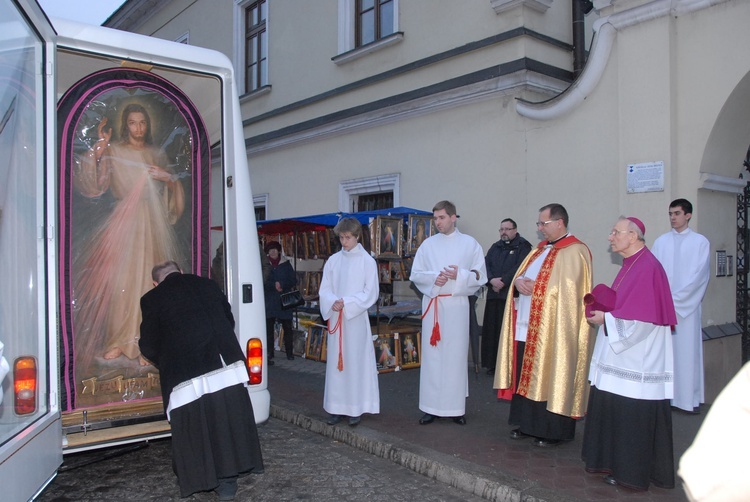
[264,241,297,362]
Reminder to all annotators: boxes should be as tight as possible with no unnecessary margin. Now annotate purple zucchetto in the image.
[626,216,645,236]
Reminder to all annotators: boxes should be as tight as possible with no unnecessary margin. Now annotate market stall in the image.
[257,207,431,371]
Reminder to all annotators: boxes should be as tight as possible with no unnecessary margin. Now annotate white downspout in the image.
[516,0,730,120]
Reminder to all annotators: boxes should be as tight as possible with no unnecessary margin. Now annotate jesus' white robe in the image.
[410,229,486,417]
[320,243,380,417]
[651,227,710,411]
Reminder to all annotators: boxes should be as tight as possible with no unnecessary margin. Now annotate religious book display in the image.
[257,208,431,369]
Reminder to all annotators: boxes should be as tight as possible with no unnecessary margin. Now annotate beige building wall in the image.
[107,0,748,376]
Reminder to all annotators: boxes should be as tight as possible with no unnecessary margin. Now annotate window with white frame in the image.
[241,0,268,95]
[337,0,400,58]
[254,193,269,221]
[339,174,400,212]
[356,0,395,47]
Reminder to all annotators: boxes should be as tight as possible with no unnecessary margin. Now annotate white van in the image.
[0,1,269,500]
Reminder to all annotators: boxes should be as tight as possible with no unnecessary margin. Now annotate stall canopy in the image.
[256,206,432,235]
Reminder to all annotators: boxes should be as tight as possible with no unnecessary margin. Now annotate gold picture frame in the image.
[375,216,403,259]
[305,325,327,361]
[407,215,436,256]
[397,329,421,369]
[373,333,400,373]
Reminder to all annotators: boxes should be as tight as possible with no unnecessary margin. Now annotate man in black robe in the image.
[140,261,264,500]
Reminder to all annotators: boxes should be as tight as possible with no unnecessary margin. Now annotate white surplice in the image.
[410,229,487,417]
[651,227,710,411]
[589,314,674,400]
[319,243,380,417]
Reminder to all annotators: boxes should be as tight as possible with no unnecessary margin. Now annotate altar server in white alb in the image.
[319,217,380,427]
[410,200,487,425]
[651,198,710,413]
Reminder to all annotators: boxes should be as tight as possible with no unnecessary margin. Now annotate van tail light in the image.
[246,338,263,385]
[14,356,37,415]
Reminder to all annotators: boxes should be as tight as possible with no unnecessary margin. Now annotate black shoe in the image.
[215,477,238,501]
[349,416,361,426]
[419,413,435,425]
[452,416,466,425]
[268,359,275,366]
[603,475,618,486]
[533,438,561,448]
[287,354,294,360]
[509,428,532,440]
[326,415,342,425]
[486,368,495,376]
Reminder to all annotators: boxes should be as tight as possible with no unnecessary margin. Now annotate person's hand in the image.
[97,117,112,144]
[442,265,458,280]
[275,281,282,292]
[332,299,344,312]
[435,273,448,287]
[588,310,604,326]
[515,277,535,296]
[147,164,173,182]
[490,277,504,292]
[92,117,112,162]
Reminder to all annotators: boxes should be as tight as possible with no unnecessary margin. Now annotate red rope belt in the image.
[421,294,451,346]
[328,310,344,371]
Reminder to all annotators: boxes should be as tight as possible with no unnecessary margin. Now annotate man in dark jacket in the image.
[481,218,532,375]
[139,261,264,500]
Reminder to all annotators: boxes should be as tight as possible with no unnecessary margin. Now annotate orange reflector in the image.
[14,356,37,415]
[246,338,263,385]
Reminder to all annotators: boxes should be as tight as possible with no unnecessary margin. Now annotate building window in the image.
[355,192,393,212]
[356,0,394,47]
[339,174,400,212]
[337,0,400,60]
[244,0,268,94]
[254,193,269,221]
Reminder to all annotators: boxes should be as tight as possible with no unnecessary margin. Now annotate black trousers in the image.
[481,298,506,369]
[266,318,293,358]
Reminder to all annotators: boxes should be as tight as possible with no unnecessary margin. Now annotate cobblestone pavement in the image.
[267,354,705,502]
[38,354,707,502]
[38,417,487,502]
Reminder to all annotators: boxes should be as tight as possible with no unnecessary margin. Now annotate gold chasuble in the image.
[493,235,594,418]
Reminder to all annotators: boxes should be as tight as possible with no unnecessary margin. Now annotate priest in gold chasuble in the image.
[493,203,594,446]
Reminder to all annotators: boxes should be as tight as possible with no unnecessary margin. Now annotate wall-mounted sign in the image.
[627,161,664,193]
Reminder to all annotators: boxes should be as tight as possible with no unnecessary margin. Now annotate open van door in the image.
[0,1,63,500]
[1,1,268,498]
[51,14,269,452]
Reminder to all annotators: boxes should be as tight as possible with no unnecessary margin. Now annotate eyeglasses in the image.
[609,229,633,236]
[535,219,560,227]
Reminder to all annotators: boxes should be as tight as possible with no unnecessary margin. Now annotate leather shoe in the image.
[326,415,342,425]
[287,354,294,360]
[509,428,532,440]
[486,368,495,376]
[418,413,435,425]
[533,438,561,448]
[603,475,618,486]
[349,416,361,426]
[452,416,466,425]
[268,359,275,366]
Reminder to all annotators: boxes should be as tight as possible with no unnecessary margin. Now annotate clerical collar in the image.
[546,233,569,247]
